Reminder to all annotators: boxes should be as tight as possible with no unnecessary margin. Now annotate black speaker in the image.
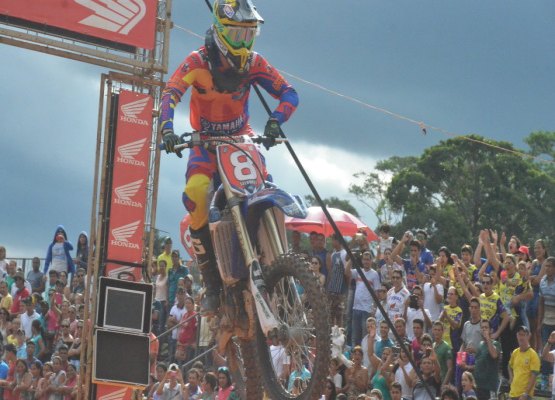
[93,329,150,387]
[96,277,152,334]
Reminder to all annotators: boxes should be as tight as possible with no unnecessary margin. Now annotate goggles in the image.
[223,25,258,48]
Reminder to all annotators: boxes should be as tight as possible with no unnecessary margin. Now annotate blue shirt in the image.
[420,248,434,266]
[0,360,8,379]
[401,259,426,290]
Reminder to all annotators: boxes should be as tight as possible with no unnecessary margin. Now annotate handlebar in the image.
[159,131,287,155]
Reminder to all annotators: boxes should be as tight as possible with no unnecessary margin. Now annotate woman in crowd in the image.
[0,307,11,345]
[28,360,43,399]
[74,232,89,271]
[13,359,33,400]
[35,361,53,400]
[31,319,48,362]
[217,367,239,400]
[154,260,169,335]
[55,319,74,352]
[309,256,326,287]
[147,362,167,400]
[393,347,416,399]
[62,364,78,400]
[200,371,218,399]
[176,296,198,367]
[529,239,549,350]
[47,356,66,400]
[367,326,393,400]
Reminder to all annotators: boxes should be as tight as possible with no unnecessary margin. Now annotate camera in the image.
[409,294,418,309]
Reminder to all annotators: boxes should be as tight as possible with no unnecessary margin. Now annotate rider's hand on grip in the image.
[263,118,280,150]
[162,129,182,158]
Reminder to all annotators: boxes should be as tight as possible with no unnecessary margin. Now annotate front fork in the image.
[223,186,279,336]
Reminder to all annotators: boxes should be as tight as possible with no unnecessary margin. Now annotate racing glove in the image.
[162,129,181,157]
[263,118,281,150]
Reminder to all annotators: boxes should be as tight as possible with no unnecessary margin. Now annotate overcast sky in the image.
[1,0,554,261]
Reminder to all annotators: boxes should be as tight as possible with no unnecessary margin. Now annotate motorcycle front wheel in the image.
[256,254,330,400]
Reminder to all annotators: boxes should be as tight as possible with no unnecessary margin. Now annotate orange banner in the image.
[105,90,152,281]
[0,0,157,49]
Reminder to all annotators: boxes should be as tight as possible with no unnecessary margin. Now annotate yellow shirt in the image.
[497,272,522,318]
[442,304,462,347]
[509,347,539,397]
[157,252,173,274]
[0,294,13,311]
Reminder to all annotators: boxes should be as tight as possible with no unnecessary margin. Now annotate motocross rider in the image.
[159,0,299,315]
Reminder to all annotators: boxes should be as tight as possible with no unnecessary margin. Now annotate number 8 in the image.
[230,151,257,180]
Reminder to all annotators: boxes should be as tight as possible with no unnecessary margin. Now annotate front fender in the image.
[246,185,307,219]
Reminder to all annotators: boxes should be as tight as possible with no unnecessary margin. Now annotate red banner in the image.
[0,0,156,49]
[106,90,152,281]
[96,383,133,400]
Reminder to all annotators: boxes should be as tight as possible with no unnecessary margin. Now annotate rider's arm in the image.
[159,51,200,132]
[250,53,299,125]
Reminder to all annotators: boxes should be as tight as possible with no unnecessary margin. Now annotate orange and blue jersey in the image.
[159,47,298,135]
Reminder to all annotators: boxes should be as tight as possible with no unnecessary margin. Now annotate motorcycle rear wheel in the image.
[256,254,330,399]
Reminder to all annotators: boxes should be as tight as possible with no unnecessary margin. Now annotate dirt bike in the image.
[163,131,331,399]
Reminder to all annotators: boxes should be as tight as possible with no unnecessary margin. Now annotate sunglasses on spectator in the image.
[481,281,492,285]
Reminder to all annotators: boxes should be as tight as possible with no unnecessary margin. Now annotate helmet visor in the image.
[223,25,257,49]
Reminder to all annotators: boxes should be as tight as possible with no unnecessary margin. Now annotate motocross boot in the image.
[190,226,223,315]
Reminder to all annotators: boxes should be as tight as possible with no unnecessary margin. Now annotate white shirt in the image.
[352,268,381,311]
[406,307,432,340]
[21,310,41,338]
[423,282,444,321]
[395,362,414,399]
[51,242,68,273]
[270,344,289,378]
[169,304,186,340]
[387,286,410,321]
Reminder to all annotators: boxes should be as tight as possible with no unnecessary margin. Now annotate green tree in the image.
[525,131,555,178]
[304,195,360,217]
[381,135,555,250]
[348,156,418,226]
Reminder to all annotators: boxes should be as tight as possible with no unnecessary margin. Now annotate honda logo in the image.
[76,0,146,35]
[119,97,150,125]
[114,179,144,208]
[111,220,141,249]
[117,138,147,167]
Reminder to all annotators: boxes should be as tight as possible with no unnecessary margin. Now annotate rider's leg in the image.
[184,172,223,314]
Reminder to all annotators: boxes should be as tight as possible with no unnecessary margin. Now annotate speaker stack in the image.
[93,277,153,388]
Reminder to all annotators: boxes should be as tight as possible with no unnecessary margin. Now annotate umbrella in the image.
[284,207,378,241]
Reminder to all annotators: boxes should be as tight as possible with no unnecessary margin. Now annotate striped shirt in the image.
[540,276,555,325]
[326,249,347,295]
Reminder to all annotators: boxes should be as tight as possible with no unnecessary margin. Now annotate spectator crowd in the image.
[1,222,553,400]
[292,224,554,400]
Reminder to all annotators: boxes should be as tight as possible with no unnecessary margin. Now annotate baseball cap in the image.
[164,236,172,244]
[516,246,530,256]
[14,271,25,281]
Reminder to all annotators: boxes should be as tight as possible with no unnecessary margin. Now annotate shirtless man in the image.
[344,346,369,398]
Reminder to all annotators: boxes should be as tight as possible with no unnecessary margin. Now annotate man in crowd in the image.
[432,321,453,389]
[157,236,173,273]
[472,319,501,400]
[326,234,351,327]
[508,326,540,400]
[26,257,45,294]
[350,250,381,347]
[391,232,426,291]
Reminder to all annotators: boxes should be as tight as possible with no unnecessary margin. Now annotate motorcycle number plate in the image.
[217,143,265,196]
